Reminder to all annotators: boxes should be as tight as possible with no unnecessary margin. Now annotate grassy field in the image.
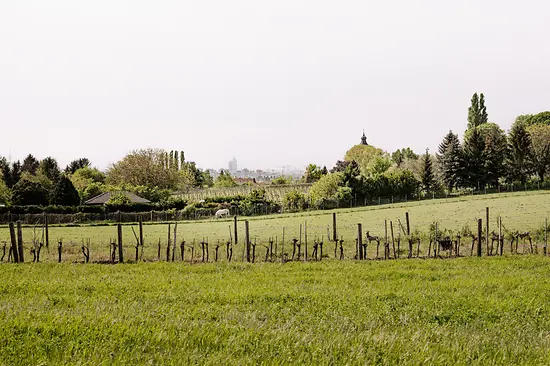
[0,190,549,263]
[1,256,550,365]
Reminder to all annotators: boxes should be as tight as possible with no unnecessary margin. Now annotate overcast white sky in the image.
[0,1,549,172]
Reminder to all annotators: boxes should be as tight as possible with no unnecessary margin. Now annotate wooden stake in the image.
[16,221,24,262]
[390,221,396,259]
[117,223,124,263]
[498,216,503,256]
[357,223,363,260]
[486,207,490,256]
[166,223,171,262]
[281,227,285,263]
[477,219,482,257]
[44,213,49,248]
[9,222,18,263]
[245,220,250,262]
[172,222,178,262]
[304,221,308,262]
[332,213,337,242]
[234,215,238,244]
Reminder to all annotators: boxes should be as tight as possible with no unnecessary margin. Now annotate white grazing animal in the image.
[215,209,230,218]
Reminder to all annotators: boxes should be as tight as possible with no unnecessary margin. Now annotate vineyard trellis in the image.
[1,208,548,265]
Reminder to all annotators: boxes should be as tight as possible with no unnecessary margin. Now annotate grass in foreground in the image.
[1,256,550,365]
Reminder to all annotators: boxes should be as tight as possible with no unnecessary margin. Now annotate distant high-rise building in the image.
[228,157,238,173]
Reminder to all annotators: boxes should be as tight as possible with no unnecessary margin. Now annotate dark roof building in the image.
[84,191,151,205]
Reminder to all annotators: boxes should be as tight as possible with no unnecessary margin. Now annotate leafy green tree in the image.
[81,182,106,202]
[50,175,81,206]
[483,129,507,187]
[214,170,237,187]
[467,93,488,130]
[201,170,214,187]
[309,173,343,203]
[302,164,323,183]
[22,154,39,175]
[335,186,353,204]
[330,160,350,173]
[11,179,49,205]
[391,148,419,167]
[369,156,392,175]
[421,149,436,194]
[39,157,61,181]
[527,124,550,181]
[437,131,462,191]
[283,190,307,211]
[507,122,532,184]
[522,111,550,127]
[107,148,179,189]
[65,158,91,174]
[107,192,132,205]
[0,179,10,205]
[344,144,386,176]
[463,127,486,188]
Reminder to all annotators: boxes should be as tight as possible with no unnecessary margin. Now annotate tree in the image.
[369,156,392,175]
[437,131,462,191]
[272,176,291,185]
[39,157,61,181]
[527,124,550,181]
[391,148,418,167]
[201,170,214,187]
[302,164,323,183]
[309,173,343,203]
[330,160,350,173]
[65,158,91,174]
[462,127,486,188]
[107,148,179,189]
[51,175,81,206]
[344,145,385,176]
[22,154,40,175]
[214,170,237,187]
[0,180,10,205]
[522,111,550,127]
[467,93,488,130]
[11,179,49,206]
[421,149,436,194]
[507,122,532,184]
[483,131,506,187]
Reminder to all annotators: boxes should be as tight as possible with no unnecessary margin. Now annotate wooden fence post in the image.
[245,220,250,262]
[332,213,337,242]
[498,216,503,256]
[139,215,144,249]
[234,216,238,244]
[477,219,482,257]
[17,221,24,263]
[357,223,363,260]
[390,221,396,258]
[117,223,124,263]
[9,222,18,263]
[45,213,49,248]
[304,221,308,262]
[405,212,412,258]
[486,207,490,255]
[166,224,171,262]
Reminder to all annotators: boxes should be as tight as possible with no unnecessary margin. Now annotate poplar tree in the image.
[467,93,488,130]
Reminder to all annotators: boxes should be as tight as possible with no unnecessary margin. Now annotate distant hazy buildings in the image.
[228,157,237,173]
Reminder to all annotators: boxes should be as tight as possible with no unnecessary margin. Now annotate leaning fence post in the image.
[9,222,19,263]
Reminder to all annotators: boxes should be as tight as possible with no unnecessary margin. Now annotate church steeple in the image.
[361,130,368,145]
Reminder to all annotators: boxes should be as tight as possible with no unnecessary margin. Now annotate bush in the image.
[283,191,308,211]
[11,179,49,206]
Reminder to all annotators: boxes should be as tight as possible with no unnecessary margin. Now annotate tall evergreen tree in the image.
[484,132,506,187]
[507,122,532,184]
[50,175,80,206]
[65,158,90,174]
[22,154,40,175]
[463,127,486,188]
[421,148,436,194]
[437,131,462,191]
[39,157,61,181]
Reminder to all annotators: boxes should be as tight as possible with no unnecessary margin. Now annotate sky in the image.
[1,1,549,172]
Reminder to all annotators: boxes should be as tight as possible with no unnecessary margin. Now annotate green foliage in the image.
[51,175,81,206]
[201,170,214,187]
[335,186,353,203]
[39,157,61,181]
[437,131,462,191]
[214,170,237,188]
[0,158,22,188]
[272,176,291,185]
[81,182,106,202]
[11,179,49,206]
[369,155,392,175]
[106,192,132,205]
[527,124,550,181]
[0,179,10,205]
[330,160,350,173]
[521,111,550,127]
[21,154,39,174]
[463,127,487,188]
[107,148,180,189]
[309,173,343,203]
[345,144,385,176]
[467,92,488,130]
[283,190,307,211]
[507,122,532,184]
[65,158,91,174]
[391,148,419,167]
[302,164,323,183]
[421,149,436,194]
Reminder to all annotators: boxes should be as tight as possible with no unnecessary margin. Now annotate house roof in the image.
[84,191,151,205]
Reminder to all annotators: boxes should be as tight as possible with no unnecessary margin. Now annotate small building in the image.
[84,191,151,205]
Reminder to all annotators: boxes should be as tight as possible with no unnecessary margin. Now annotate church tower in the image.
[360,130,368,146]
